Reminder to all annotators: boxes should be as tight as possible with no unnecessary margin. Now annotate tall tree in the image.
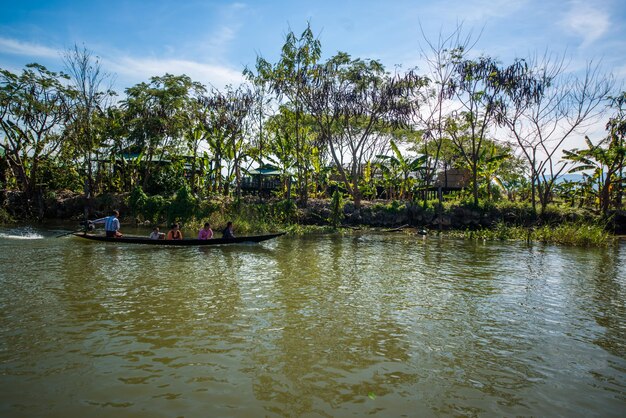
[502,55,613,214]
[417,24,477,207]
[251,22,322,205]
[62,45,115,215]
[243,66,275,196]
[198,85,254,197]
[302,52,426,211]
[122,74,205,191]
[264,106,301,199]
[444,56,542,206]
[0,64,72,216]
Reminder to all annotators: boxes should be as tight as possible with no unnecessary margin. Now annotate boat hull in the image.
[72,232,285,246]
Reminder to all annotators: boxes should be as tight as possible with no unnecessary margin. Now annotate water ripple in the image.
[0,230,625,417]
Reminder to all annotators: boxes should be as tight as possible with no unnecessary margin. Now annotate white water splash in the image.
[0,227,44,240]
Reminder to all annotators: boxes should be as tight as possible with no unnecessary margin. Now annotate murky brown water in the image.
[1,228,625,417]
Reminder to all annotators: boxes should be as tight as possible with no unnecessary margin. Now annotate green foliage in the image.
[167,185,197,225]
[144,195,167,224]
[0,42,622,227]
[532,223,613,246]
[329,190,345,227]
[456,222,526,241]
[128,186,148,218]
[0,64,73,203]
[145,163,187,196]
[185,197,296,235]
[0,207,13,224]
[371,200,406,213]
[127,186,167,224]
[37,159,83,193]
[454,220,612,246]
[270,199,298,223]
[231,199,297,229]
[196,199,222,219]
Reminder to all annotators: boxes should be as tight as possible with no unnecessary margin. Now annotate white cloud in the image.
[0,36,245,91]
[104,56,245,90]
[200,26,238,60]
[560,1,610,48]
[0,37,60,58]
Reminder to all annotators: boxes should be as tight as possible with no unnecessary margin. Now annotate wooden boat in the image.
[72,232,285,246]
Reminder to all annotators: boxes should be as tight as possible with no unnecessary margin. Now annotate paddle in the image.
[55,229,83,238]
[55,220,94,238]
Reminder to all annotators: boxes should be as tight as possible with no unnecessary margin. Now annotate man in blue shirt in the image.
[94,210,122,238]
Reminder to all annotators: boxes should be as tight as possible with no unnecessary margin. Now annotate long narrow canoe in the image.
[72,232,285,246]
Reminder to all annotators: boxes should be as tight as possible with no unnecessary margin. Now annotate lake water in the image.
[0,227,625,417]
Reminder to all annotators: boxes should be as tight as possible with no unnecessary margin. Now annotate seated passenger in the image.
[167,223,183,240]
[149,227,165,240]
[198,222,213,240]
[222,221,235,239]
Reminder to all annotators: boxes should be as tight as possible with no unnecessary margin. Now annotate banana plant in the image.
[564,134,625,215]
[376,140,427,200]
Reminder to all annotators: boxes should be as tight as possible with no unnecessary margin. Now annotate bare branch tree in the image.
[502,54,614,214]
[415,24,478,205]
[62,44,115,215]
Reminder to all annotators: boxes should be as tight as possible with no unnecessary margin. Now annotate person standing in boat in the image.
[167,223,183,240]
[93,210,122,238]
[198,222,213,240]
[222,221,235,239]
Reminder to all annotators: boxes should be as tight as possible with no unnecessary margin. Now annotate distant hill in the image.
[556,173,585,183]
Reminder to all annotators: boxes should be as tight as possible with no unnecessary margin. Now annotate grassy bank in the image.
[447,221,614,247]
[1,191,618,247]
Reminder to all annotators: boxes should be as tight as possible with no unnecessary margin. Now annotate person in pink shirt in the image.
[198,222,213,240]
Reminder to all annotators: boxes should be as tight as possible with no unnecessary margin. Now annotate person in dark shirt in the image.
[222,221,235,239]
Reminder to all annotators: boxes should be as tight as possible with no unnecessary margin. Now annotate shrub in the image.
[329,190,345,227]
[128,186,148,218]
[167,185,197,225]
[144,195,167,224]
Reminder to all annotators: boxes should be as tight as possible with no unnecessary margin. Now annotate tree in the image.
[444,56,542,206]
[264,106,307,199]
[564,92,626,215]
[502,55,613,215]
[61,44,115,215]
[250,22,322,205]
[475,139,522,201]
[122,74,205,192]
[302,52,426,211]
[376,139,427,200]
[0,64,72,216]
[198,85,254,197]
[417,24,477,207]
[243,65,275,196]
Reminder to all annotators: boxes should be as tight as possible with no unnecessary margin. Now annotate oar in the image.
[55,220,94,238]
[56,229,84,238]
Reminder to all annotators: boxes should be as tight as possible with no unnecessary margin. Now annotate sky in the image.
[1,0,625,95]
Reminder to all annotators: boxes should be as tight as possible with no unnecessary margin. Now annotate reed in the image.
[452,221,613,247]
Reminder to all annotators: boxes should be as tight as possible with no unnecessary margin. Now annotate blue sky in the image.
[0,0,625,93]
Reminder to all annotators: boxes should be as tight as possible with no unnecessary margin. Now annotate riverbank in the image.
[1,190,624,246]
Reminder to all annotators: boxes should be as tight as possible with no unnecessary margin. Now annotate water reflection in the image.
[0,231,625,417]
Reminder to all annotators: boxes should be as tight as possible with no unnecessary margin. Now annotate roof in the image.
[247,163,281,176]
